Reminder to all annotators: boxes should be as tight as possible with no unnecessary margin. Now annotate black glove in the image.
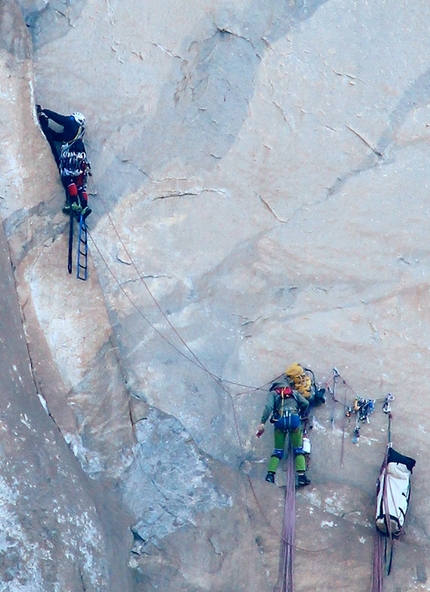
[36,105,48,123]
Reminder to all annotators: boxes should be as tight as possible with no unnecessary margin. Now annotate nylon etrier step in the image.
[76,215,88,281]
[67,209,74,275]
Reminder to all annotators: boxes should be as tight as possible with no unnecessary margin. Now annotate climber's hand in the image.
[256,424,265,438]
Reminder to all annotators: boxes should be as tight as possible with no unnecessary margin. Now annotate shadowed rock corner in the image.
[0,221,132,590]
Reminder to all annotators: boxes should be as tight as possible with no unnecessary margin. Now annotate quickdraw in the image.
[382,393,394,415]
[345,396,375,443]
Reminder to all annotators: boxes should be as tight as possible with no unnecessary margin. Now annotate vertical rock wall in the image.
[1,0,430,590]
[0,203,131,589]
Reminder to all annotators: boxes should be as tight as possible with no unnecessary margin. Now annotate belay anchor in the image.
[345,396,375,443]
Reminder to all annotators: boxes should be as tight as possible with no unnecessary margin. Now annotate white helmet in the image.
[72,111,86,126]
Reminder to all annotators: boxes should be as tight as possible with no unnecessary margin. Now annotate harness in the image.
[271,388,301,432]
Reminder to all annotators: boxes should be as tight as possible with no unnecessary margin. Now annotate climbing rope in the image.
[371,396,397,592]
[276,441,296,592]
[87,185,402,592]
[87,196,273,391]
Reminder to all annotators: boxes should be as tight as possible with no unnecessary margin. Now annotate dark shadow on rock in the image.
[91,0,331,209]
[0,0,32,58]
[21,0,87,50]
[328,65,430,198]
[0,215,133,589]
[140,0,331,174]
[376,65,430,155]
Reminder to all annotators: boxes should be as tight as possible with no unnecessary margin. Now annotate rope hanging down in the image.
[371,395,416,592]
[87,192,273,395]
[89,196,370,590]
[275,441,296,592]
[371,405,393,592]
[87,197,302,559]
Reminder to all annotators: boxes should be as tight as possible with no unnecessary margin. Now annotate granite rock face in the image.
[0,210,131,590]
[1,0,430,590]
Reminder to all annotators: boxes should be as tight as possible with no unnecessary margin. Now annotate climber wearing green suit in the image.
[256,376,311,487]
